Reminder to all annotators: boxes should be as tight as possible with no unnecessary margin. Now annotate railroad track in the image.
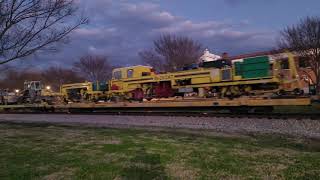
[0,99,319,120]
[1,112,319,140]
[1,109,319,120]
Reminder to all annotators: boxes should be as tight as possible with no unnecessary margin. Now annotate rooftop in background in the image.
[229,49,285,60]
[199,49,222,62]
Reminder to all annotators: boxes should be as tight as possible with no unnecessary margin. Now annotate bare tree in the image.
[139,34,202,72]
[138,49,166,72]
[0,0,88,65]
[41,66,85,91]
[73,54,112,82]
[279,16,320,93]
[0,66,85,91]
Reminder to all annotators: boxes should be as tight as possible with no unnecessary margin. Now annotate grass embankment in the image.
[0,123,319,179]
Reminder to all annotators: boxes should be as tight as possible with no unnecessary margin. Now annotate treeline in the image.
[0,67,84,91]
[0,55,113,91]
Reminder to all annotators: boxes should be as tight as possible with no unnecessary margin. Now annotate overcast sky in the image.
[20,0,320,68]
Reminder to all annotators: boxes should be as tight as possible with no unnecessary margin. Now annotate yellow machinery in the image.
[273,52,303,95]
[108,52,304,100]
[0,81,62,104]
[167,51,303,97]
[0,51,311,110]
[61,82,108,102]
[109,65,157,99]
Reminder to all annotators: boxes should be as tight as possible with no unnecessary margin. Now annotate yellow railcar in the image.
[61,82,107,102]
[108,52,303,100]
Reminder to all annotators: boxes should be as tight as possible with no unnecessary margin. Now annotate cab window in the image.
[280,58,289,69]
[142,72,151,76]
[35,82,41,90]
[113,71,122,80]
[299,57,310,68]
[127,69,133,78]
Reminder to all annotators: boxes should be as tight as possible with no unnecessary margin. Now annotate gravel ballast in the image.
[0,114,319,139]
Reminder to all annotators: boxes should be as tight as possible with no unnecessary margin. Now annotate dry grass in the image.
[42,168,76,180]
[0,122,319,179]
[166,163,199,179]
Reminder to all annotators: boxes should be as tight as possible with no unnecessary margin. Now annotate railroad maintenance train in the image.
[0,50,314,105]
[60,50,311,103]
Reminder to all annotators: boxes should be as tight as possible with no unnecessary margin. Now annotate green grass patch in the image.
[0,123,319,179]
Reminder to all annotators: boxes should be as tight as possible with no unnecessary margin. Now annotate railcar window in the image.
[35,82,40,90]
[280,58,289,69]
[113,71,122,80]
[142,72,151,76]
[299,57,310,68]
[127,69,133,78]
[30,82,35,89]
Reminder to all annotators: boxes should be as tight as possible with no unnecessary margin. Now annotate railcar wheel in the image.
[230,107,250,114]
[111,96,121,102]
[293,88,304,96]
[252,106,274,113]
[227,94,234,100]
[277,89,286,96]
